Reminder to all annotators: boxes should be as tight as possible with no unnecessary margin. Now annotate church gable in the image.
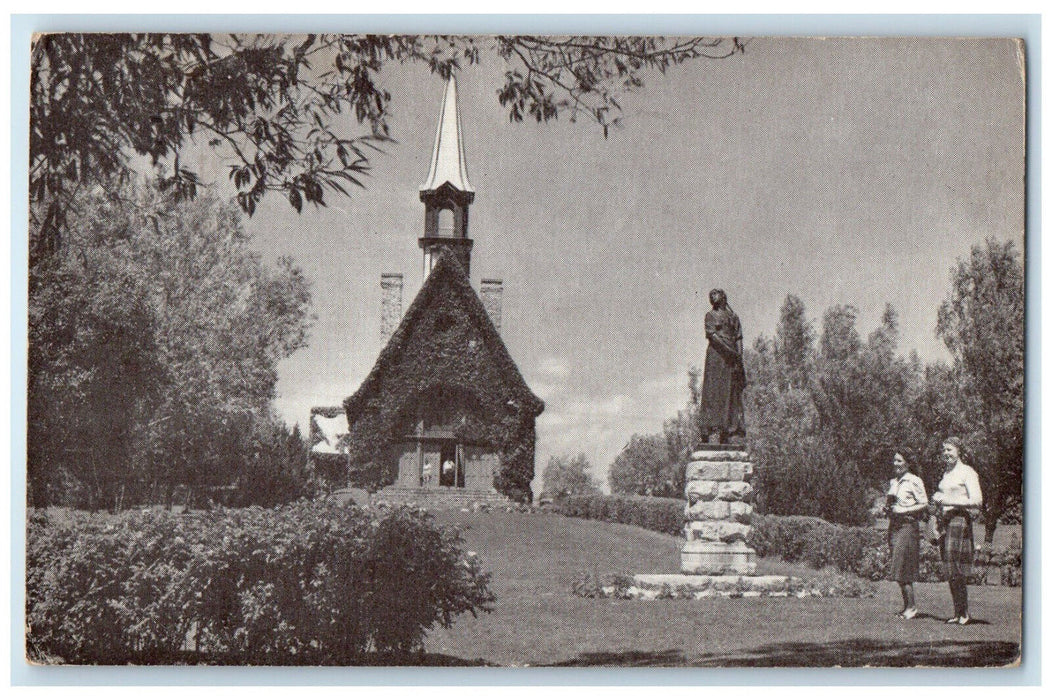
[344,252,542,428]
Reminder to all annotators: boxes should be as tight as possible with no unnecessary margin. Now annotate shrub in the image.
[26,508,200,663]
[552,494,685,536]
[747,514,1022,587]
[26,500,493,664]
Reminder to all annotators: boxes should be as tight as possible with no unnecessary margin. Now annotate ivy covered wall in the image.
[342,254,543,502]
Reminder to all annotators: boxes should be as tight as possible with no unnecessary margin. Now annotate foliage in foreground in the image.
[26,501,493,664]
[31,33,745,259]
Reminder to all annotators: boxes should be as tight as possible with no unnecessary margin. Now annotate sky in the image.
[192,37,1025,492]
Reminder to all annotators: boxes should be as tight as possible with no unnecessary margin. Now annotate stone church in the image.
[310,76,544,504]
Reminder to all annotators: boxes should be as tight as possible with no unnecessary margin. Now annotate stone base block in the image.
[685,500,731,520]
[684,520,751,542]
[685,479,720,500]
[610,574,794,599]
[681,540,757,575]
[691,446,747,461]
[728,501,754,523]
[686,461,753,482]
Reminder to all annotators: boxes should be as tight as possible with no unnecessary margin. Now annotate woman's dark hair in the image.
[895,447,916,469]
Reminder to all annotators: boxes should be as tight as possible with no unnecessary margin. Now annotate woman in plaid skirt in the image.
[932,436,983,625]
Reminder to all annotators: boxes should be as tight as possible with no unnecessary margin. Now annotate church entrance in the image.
[393,386,500,491]
[438,442,465,488]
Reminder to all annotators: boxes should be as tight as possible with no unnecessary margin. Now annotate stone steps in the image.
[374,486,513,510]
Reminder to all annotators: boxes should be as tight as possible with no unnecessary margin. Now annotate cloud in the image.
[537,356,572,379]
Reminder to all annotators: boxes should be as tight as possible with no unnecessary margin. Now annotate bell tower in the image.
[419,75,475,278]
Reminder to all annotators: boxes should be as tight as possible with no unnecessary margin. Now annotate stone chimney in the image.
[480,278,503,333]
[380,273,403,344]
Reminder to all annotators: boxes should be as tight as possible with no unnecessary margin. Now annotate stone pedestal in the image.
[681,541,756,575]
[680,445,757,575]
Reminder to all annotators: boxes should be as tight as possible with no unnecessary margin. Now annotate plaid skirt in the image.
[889,517,920,583]
[940,514,975,579]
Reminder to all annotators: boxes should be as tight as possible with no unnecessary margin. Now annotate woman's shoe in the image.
[957,616,970,625]
[945,616,960,624]
[902,608,918,619]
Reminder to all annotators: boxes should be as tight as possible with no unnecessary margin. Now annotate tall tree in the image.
[27,250,164,509]
[811,304,924,486]
[28,182,313,508]
[745,295,921,525]
[539,453,600,500]
[774,293,815,390]
[935,239,1025,542]
[30,33,745,260]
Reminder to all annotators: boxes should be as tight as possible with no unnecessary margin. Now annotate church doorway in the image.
[438,442,465,487]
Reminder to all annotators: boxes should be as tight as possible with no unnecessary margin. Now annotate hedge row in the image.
[26,500,493,664]
[553,493,685,536]
[551,495,1021,587]
[747,514,1022,586]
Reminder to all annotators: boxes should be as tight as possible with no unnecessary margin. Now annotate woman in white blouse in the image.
[885,448,928,619]
[931,436,983,625]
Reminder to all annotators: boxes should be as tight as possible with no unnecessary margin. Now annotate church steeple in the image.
[419,75,475,278]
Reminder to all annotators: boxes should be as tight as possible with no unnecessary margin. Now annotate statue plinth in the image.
[680,445,757,575]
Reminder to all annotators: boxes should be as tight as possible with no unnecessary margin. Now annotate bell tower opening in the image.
[437,208,455,237]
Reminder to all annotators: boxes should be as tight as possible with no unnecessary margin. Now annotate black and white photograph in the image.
[20,28,1027,670]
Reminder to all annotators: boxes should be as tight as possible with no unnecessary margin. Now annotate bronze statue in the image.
[699,289,746,444]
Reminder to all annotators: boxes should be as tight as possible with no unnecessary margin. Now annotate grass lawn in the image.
[426,510,1022,667]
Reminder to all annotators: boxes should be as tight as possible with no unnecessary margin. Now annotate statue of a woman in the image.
[699,289,746,444]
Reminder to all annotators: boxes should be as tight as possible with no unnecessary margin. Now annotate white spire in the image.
[420,74,474,194]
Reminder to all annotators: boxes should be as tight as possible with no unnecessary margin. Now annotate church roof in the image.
[343,251,543,424]
[419,75,474,194]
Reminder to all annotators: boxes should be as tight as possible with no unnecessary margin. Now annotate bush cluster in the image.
[26,500,493,664]
[553,493,685,536]
[747,514,1022,586]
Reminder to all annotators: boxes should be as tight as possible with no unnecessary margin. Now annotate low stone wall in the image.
[374,485,514,510]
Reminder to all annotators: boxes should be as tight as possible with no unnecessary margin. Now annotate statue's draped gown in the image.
[700,306,745,439]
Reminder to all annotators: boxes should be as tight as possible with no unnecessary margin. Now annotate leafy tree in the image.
[935,239,1025,542]
[27,249,164,509]
[661,405,699,497]
[540,453,599,500]
[811,304,924,486]
[608,433,677,498]
[774,293,814,390]
[607,368,701,500]
[30,33,745,260]
[28,182,313,508]
[745,296,918,525]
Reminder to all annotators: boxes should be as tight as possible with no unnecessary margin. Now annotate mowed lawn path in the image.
[426,511,1022,667]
